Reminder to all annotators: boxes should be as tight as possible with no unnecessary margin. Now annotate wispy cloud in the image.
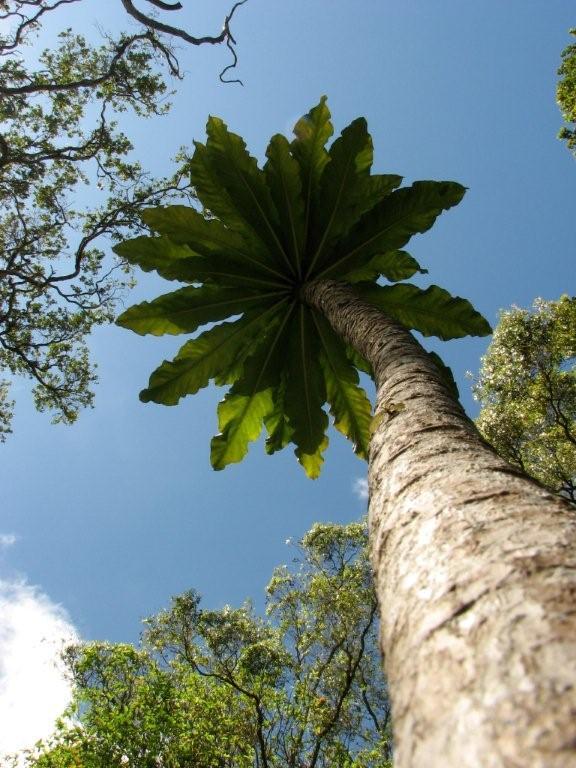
[0,579,79,759]
[353,477,369,500]
[0,533,17,549]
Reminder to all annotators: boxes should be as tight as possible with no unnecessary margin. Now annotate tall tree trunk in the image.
[304,279,576,768]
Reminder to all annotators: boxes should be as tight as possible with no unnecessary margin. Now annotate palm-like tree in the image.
[116,99,576,767]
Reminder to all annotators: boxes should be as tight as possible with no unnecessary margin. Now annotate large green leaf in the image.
[346,250,426,283]
[115,236,287,290]
[354,282,492,340]
[264,134,306,278]
[210,306,295,470]
[284,305,328,459]
[202,118,293,275]
[140,305,286,405]
[114,236,198,282]
[211,388,275,471]
[264,379,293,455]
[116,285,277,336]
[313,312,372,459]
[307,117,373,274]
[317,181,466,280]
[295,435,329,480]
[142,206,287,283]
[290,97,333,246]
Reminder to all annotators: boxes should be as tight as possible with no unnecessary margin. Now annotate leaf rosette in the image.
[116,98,490,477]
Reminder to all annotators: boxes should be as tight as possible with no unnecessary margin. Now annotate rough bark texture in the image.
[304,279,576,768]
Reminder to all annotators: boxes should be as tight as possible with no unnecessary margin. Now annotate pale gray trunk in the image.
[304,279,576,768]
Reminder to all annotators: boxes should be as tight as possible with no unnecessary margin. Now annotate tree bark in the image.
[304,279,576,768]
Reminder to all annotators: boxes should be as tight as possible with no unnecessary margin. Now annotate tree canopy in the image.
[116,98,490,478]
[557,28,576,158]
[474,295,576,502]
[11,522,392,768]
[0,0,246,440]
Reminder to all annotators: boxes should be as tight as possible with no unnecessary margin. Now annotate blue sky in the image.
[1,0,575,754]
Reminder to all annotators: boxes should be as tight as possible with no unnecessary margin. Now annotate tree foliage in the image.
[11,522,392,768]
[557,28,576,157]
[116,98,490,478]
[0,0,246,440]
[474,296,576,502]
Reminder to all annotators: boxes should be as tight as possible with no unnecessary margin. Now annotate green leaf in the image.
[142,206,287,283]
[201,117,293,274]
[211,388,275,471]
[114,236,285,290]
[354,282,492,340]
[142,206,236,252]
[295,435,329,480]
[317,181,466,280]
[290,97,334,245]
[210,305,295,470]
[347,250,426,283]
[313,313,372,459]
[264,379,293,455]
[116,284,276,336]
[140,305,286,405]
[357,173,403,212]
[114,236,198,282]
[307,117,373,274]
[284,305,328,456]
[264,134,306,278]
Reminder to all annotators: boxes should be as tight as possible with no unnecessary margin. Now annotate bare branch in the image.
[146,0,182,9]
[119,0,247,83]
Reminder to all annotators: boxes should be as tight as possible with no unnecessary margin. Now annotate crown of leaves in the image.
[116,97,490,477]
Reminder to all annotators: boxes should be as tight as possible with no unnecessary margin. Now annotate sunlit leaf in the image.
[313,312,372,459]
[140,305,286,405]
[264,379,293,455]
[210,306,295,470]
[211,388,275,471]
[295,435,329,480]
[354,282,492,340]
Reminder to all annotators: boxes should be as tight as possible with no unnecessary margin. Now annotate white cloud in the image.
[0,533,17,549]
[353,477,369,500]
[0,579,79,759]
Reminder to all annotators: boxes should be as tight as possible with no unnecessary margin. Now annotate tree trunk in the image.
[304,279,576,768]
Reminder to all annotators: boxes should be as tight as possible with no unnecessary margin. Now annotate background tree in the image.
[11,522,392,768]
[474,295,576,502]
[116,99,576,766]
[0,0,246,440]
[557,27,576,157]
